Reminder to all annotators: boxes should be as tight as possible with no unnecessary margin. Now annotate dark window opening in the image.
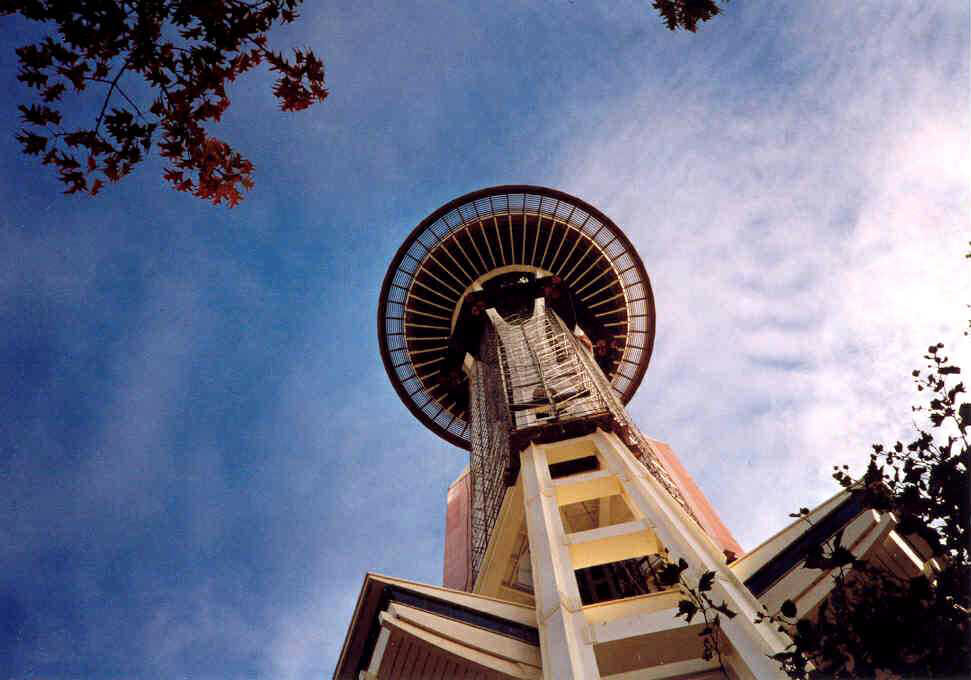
[549,454,599,479]
[575,555,668,605]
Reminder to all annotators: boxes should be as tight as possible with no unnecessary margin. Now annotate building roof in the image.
[334,573,539,680]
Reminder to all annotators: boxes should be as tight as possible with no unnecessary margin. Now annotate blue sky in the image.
[0,2,968,678]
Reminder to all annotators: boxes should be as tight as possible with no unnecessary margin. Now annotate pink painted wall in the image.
[649,438,744,558]
[443,468,472,591]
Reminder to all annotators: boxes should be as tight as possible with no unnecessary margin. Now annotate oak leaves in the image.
[7,0,328,205]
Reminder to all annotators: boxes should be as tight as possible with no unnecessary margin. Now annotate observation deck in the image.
[378,186,656,448]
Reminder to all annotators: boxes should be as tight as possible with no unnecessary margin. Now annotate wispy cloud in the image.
[0,2,965,679]
[553,1,968,548]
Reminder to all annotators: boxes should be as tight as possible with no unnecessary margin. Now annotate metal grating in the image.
[467,301,613,583]
[467,321,513,581]
[465,301,697,585]
[491,301,610,431]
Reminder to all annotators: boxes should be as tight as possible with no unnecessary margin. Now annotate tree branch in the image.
[94,60,130,134]
[86,77,146,120]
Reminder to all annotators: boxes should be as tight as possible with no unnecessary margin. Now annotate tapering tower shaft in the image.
[377,187,786,678]
[465,295,700,588]
[462,294,786,678]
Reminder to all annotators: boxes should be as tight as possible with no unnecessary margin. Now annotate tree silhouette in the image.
[4,1,726,205]
[5,1,327,205]
[673,336,970,678]
[763,340,970,678]
[653,0,724,32]
[673,246,971,677]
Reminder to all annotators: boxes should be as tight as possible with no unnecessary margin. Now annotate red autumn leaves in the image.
[7,0,328,205]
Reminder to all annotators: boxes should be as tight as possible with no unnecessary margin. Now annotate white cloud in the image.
[263,580,362,680]
[242,5,968,676]
[552,3,969,549]
[137,581,265,677]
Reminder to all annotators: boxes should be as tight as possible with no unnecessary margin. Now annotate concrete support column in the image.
[521,443,601,680]
[591,430,788,679]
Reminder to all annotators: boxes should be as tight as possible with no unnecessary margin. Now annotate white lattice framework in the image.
[467,298,699,585]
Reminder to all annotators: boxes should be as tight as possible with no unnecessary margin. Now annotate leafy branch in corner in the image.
[6,1,328,205]
[765,338,970,678]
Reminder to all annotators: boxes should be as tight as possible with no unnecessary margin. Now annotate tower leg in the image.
[591,429,788,679]
[521,443,601,680]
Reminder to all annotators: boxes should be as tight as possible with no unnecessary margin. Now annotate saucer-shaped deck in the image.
[378,186,655,449]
